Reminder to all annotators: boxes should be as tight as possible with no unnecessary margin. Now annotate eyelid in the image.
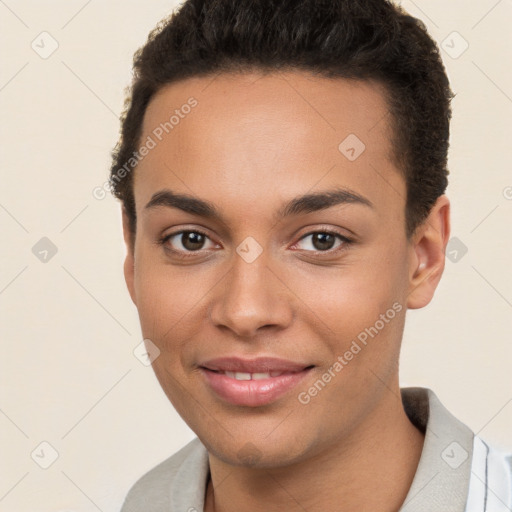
[159,228,219,254]
[159,225,353,258]
[289,228,353,254]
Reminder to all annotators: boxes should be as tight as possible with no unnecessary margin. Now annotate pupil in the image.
[313,233,335,251]
[183,231,204,250]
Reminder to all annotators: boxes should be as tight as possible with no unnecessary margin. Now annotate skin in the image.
[122,71,450,511]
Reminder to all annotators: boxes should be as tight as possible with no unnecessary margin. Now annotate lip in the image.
[199,357,314,407]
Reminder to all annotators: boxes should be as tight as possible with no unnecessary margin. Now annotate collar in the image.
[399,387,474,511]
[169,387,475,511]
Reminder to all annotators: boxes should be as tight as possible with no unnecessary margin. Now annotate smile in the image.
[199,357,314,407]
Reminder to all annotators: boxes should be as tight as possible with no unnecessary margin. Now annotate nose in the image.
[209,250,293,338]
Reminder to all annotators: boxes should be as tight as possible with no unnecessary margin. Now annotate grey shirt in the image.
[120,387,512,511]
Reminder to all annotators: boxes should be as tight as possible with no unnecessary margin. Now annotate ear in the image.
[406,194,451,309]
[121,206,137,306]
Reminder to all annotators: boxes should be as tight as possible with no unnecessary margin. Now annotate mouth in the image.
[199,357,315,407]
[204,369,303,380]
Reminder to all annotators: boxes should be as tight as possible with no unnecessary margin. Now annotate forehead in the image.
[133,71,405,220]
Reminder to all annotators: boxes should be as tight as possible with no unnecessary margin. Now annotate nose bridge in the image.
[210,246,292,336]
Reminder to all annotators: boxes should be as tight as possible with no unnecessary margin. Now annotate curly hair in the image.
[109,0,454,240]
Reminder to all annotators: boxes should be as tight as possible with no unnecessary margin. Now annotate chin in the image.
[200,430,313,469]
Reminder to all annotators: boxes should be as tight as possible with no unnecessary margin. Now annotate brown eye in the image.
[311,233,336,251]
[161,229,217,254]
[294,231,352,253]
[180,231,206,251]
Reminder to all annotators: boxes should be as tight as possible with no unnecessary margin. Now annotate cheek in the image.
[291,253,404,328]
[287,246,408,378]
[132,257,212,365]
[134,248,195,324]
[132,266,204,405]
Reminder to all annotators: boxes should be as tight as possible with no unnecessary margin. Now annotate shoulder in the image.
[120,437,208,512]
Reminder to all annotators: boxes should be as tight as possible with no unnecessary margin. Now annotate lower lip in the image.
[200,368,313,407]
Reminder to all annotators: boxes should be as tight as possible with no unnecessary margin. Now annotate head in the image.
[110,0,452,467]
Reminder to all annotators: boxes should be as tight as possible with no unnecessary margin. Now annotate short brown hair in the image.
[110,0,454,240]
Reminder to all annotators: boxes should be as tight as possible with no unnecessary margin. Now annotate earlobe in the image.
[121,206,137,306]
[406,195,451,310]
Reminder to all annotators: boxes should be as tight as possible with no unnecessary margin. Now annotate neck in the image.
[204,385,425,512]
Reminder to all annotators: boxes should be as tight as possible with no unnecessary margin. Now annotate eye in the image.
[293,231,352,253]
[159,230,218,255]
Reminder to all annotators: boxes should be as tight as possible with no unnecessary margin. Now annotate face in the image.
[123,71,447,468]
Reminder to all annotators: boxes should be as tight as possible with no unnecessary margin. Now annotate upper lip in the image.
[200,357,312,373]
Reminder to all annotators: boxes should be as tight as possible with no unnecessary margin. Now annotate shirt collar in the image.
[399,387,474,511]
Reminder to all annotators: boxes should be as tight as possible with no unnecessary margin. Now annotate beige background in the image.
[1,0,511,510]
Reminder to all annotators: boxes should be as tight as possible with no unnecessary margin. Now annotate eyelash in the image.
[158,229,215,259]
[157,228,353,259]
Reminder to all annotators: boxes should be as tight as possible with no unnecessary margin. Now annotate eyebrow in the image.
[144,187,374,221]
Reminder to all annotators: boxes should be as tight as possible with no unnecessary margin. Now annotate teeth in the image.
[252,372,271,380]
[224,371,251,380]
[222,371,285,380]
